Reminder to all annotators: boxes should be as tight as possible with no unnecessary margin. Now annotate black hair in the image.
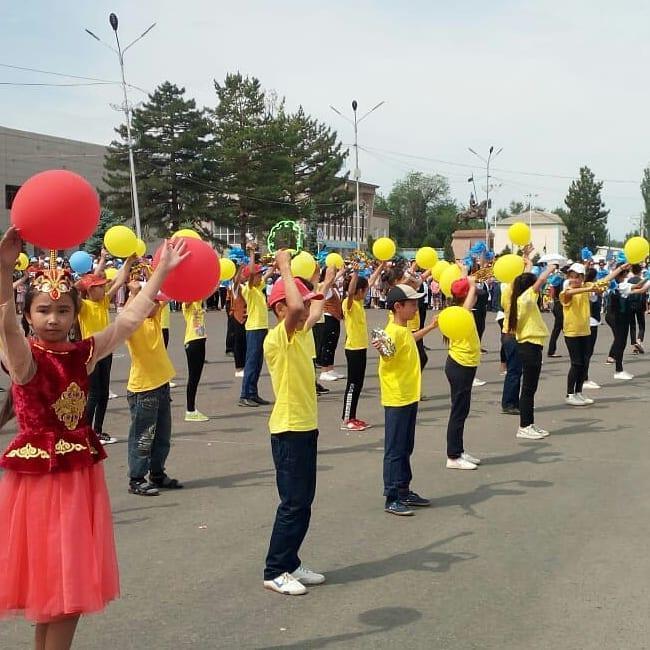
[343,275,369,295]
[585,267,597,282]
[507,272,537,335]
[631,264,642,275]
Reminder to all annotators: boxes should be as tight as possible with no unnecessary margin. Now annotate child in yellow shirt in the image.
[374,284,437,517]
[182,300,208,422]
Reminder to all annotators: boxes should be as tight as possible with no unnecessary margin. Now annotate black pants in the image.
[162,328,169,349]
[383,403,418,502]
[497,318,507,364]
[473,307,487,341]
[317,315,340,367]
[229,316,247,369]
[444,356,477,458]
[86,353,112,434]
[416,337,428,370]
[185,338,206,411]
[610,311,631,372]
[264,430,318,580]
[585,325,598,380]
[565,335,590,395]
[517,342,542,428]
[342,349,367,421]
[629,308,645,344]
[547,300,564,356]
[312,322,324,363]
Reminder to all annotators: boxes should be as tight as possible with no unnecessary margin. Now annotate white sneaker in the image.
[234,370,244,378]
[516,425,545,440]
[472,378,486,387]
[565,394,586,406]
[319,371,339,381]
[263,572,307,595]
[582,380,601,390]
[332,371,346,380]
[291,565,326,585]
[635,341,645,353]
[446,457,477,470]
[530,423,550,437]
[576,392,594,405]
[614,371,634,380]
[169,381,177,388]
[461,451,481,465]
[108,391,118,400]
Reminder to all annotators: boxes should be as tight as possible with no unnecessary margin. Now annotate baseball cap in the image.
[242,264,263,279]
[75,274,108,291]
[568,262,585,275]
[451,277,470,298]
[268,277,324,307]
[386,283,424,308]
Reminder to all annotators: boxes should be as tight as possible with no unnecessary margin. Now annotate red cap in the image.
[451,277,470,299]
[268,277,324,308]
[75,273,108,292]
[242,264,263,280]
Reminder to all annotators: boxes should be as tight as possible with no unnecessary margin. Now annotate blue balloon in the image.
[69,250,93,274]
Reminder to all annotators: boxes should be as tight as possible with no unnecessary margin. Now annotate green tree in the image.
[561,167,609,260]
[103,81,213,236]
[640,167,650,237]
[84,209,126,254]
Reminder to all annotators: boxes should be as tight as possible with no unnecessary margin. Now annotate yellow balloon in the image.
[372,237,396,261]
[493,254,525,283]
[172,228,201,240]
[220,258,236,281]
[415,246,438,270]
[104,267,118,281]
[438,306,475,340]
[440,264,462,297]
[135,238,146,257]
[15,252,29,271]
[431,260,450,282]
[290,251,317,279]
[104,225,137,258]
[623,236,649,264]
[508,222,531,247]
[325,252,344,269]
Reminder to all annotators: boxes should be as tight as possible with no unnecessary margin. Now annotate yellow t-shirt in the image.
[78,295,110,339]
[386,310,420,332]
[515,287,549,346]
[560,289,591,337]
[263,320,317,434]
[242,283,268,331]
[448,316,481,367]
[342,297,368,350]
[161,303,171,329]
[500,283,513,334]
[182,301,206,344]
[126,310,175,392]
[378,322,421,407]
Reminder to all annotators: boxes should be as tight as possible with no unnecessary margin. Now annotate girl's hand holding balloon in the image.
[157,238,190,273]
[0,227,24,271]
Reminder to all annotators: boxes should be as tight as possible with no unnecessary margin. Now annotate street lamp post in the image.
[85,13,156,239]
[330,100,385,250]
[468,145,503,247]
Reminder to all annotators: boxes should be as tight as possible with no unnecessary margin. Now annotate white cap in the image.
[568,262,585,275]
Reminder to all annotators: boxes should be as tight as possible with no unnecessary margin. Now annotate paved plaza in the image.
[2,309,649,649]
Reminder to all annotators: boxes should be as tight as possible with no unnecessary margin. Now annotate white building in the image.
[494,210,567,256]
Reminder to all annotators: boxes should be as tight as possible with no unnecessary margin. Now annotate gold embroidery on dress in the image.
[54,438,87,455]
[53,382,87,430]
[6,443,51,460]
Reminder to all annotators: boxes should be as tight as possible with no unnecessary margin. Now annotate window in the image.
[5,184,20,209]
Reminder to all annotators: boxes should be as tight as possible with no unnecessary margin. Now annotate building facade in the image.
[1,126,107,232]
[494,210,567,256]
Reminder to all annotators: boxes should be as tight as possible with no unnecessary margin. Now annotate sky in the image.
[2,0,649,239]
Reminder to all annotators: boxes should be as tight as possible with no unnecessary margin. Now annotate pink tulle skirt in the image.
[0,463,119,623]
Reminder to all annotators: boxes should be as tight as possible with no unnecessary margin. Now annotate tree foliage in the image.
[84,209,126,254]
[561,166,609,260]
[640,167,650,237]
[103,82,213,237]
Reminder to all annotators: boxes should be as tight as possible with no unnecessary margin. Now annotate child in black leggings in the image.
[182,301,208,422]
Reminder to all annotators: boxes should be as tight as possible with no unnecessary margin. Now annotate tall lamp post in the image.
[85,13,156,239]
[330,100,385,250]
[468,145,503,246]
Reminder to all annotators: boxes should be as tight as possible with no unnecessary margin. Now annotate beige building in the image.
[494,210,567,256]
[451,229,494,261]
[0,126,107,233]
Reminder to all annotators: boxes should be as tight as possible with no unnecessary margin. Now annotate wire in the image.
[0,81,118,87]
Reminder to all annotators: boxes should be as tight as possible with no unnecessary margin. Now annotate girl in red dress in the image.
[0,227,187,650]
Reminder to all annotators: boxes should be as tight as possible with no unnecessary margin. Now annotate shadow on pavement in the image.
[484,443,562,465]
[258,606,422,649]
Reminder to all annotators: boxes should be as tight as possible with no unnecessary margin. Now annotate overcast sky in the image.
[2,0,649,238]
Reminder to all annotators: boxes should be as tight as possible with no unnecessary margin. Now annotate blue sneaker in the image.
[384,500,414,516]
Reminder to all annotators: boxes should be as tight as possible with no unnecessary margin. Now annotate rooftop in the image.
[498,210,566,226]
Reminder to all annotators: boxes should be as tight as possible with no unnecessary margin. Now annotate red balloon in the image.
[153,237,220,302]
[11,170,100,249]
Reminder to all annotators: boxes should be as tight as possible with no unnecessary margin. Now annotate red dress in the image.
[0,339,120,622]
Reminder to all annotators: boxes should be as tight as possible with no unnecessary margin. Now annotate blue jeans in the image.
[264,430,318,580]
[127,383,172,481]
[383,402,418,502]
[240,329,267,399]
[501,334,522,409]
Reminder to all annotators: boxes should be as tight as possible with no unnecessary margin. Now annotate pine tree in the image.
[640,167,650,237]
[562,166,609,260]
[84,209,126,254]
[103,81,213,236]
